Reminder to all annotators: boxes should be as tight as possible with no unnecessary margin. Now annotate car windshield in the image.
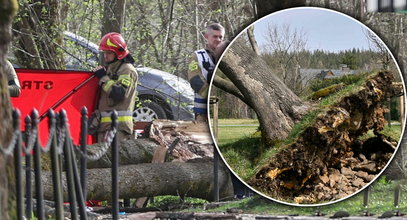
[64,33,99,70]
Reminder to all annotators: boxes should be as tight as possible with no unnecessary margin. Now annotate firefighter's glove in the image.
[93,66,107,78]
[109,85,126,102]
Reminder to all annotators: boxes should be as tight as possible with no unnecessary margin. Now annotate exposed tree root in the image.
[249,71,403,204]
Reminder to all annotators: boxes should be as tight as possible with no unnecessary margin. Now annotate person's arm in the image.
[101,64,136,102]
[188,53,208,97]
[6,61,21,97]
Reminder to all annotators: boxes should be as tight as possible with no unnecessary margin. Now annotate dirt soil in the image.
[249,71,403,204]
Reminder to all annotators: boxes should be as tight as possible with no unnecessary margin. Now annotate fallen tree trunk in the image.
[249,71,403,204]
[41,161,233,201]
[85,121,214,168]
[85,138,158,168]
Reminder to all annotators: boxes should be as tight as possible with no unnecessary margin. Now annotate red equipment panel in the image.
[11,69,99,145]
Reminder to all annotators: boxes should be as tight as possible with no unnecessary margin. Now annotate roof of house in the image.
[300,68,361,85]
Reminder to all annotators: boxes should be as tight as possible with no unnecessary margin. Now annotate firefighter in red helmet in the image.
[92,32,138,142]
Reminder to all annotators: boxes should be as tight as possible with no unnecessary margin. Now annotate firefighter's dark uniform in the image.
[5,60,21,97]
[188,48,215,122]
[97,59,138,142]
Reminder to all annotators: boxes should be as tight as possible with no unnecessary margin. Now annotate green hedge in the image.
[309,72,367,92]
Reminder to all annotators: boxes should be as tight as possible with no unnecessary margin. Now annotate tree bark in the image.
[41,161,233,202]
[0,1,18,219]
[85,138,213,168]
[86,120,214,168]
[219,40,310,140]
[212,75,251,108]
[86,138,158,169]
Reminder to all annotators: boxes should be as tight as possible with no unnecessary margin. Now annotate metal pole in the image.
[32,110,45,220]
[24,115,33,219]
[111,110,119,220]
[67,134,87,220]
[363,186,370,208]
[213,100,219,141]
[38,75,95,121]
[13,110,23,220]
[49,110,64,220]
[213,149,220,202]
[80,107,88,200]
[400,95,404,130]
[394,184,401,208]
[210,97,220,202]
[61,110,78,220]
[388,98,392,127]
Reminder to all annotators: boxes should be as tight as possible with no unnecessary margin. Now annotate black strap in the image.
[197,50,213,72]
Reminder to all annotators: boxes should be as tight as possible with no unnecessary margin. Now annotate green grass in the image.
[216,125,259,146]
[380,124,402,141]
[198,177,407,215]
[156,178,407,216]
[217,118,259,125]
[360,123,402,141]
[308,72,369,92]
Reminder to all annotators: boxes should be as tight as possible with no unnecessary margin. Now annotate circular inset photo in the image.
[209,7,405,205]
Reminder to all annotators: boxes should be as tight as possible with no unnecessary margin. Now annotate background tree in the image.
[13,0,66,69]
[218,39,310,140]
[365,29,392,70]
[0,0,18,219]
[247,25,260,56]
[102,0,126,35]
[340,52,359,70]
[262,23,308,93]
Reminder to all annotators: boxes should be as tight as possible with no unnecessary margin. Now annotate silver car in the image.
[63,31,194,121]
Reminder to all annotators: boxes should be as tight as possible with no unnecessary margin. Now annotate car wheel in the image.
[133,101,167,122]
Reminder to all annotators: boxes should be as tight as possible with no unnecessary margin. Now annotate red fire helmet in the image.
[99,32,129,60]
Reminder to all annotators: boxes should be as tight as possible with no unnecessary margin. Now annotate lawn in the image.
[154,176,407,216]
[213,118,259,146]
[212,118,260,180]
[202,177,407,216]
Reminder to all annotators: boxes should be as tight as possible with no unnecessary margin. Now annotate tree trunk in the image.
[86,138,158,168]
[85,138,213,168]
[247,26,260,56]
[102,0,126,35]
[219,40,310,140]
[0,1,18,219]
[384,130,407,180]
[41,161,233,202]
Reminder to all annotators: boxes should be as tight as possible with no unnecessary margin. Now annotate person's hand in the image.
[93,66,107,78]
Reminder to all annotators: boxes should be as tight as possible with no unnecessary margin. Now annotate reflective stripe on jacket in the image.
[100,110,133,123]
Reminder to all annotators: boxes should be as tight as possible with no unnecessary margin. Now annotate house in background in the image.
[299,64,361,86]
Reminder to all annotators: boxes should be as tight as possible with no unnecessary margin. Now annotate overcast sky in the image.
[253,7,378,53]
